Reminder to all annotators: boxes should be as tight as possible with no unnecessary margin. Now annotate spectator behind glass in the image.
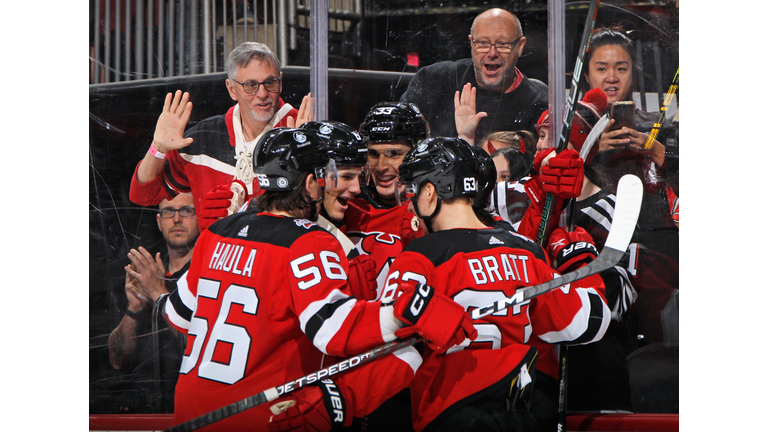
[107,192,200,413]
[129,42,313,231]
[491,146,533,183]
[400,8,547,141]
[580,27,679,191]
[477,129,534,156]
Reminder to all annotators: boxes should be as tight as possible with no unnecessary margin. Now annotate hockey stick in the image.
[536,0,601,246]
[643,68,679,150]
[165,174,642,432]
[558,112,608,432]
[566,113,610,232]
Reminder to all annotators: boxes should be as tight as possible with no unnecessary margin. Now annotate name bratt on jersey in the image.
[208,241,257,277]
[468,253,532,285]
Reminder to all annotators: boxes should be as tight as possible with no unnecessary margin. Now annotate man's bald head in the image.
[469,8,526,92]
[470,8,522,38]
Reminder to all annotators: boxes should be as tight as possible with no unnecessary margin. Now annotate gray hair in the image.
[225,42,282,80]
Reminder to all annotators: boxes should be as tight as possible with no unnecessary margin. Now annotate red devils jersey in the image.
[129,102,297,226]
[164,211,417,430]
[341,198,424,300]
[384,228,609,432]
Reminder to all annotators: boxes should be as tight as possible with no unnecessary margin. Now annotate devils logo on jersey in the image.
[346,231,405,300]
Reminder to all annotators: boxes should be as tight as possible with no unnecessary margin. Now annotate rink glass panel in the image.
[89,0,678,417]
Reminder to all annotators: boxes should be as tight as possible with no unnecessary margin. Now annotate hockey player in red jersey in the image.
[386,137,610,432]
[162,127,476,431]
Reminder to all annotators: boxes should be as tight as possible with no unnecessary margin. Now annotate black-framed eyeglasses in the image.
[232,78,281,94]
[158,207,196,218]
[471,36,523,54]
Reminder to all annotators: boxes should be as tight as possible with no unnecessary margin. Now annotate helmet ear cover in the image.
[397,137,482,203]
[252,128,330,192]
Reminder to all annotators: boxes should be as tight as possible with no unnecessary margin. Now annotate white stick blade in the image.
[604,174,643,252]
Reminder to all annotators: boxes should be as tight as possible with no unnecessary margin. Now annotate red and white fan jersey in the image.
[130,102,297,225]
[164,211,419,431]
[383,227,609,432]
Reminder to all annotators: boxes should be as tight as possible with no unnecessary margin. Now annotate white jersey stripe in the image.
[581,206,612,232]
[299,289,355,354]
[394,346,423,374]
[537,287,610,344]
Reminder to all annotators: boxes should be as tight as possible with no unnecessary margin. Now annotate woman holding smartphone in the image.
[563,26,679,414]
[581,28,678,172]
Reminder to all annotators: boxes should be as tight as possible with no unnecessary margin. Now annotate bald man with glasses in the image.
[129,42,312,231]
[399,8,548,144]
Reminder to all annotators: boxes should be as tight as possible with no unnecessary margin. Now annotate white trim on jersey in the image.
[179,152,238,177]
[579,195,616,232]
[166,301,190,331]
[299,289,356,354]
[394,346,423,373]
[537,287,610,344]
[165,271,196,331]
[379,305,406,343]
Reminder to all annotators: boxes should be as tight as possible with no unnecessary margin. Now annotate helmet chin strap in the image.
[412,195,442,234]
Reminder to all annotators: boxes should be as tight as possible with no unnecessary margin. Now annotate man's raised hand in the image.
[152,90,194,153]
[454,83,487,146]
[286,93,314,128]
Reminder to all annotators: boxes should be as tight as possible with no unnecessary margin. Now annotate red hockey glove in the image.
[346,254,379,301]
[548,227,598,274]
[199,180,249,230]
[268,379,351,432]
[393,281,478,353]
[538,149,584,199]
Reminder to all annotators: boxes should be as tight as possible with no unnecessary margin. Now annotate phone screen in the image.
[611,102,635,131]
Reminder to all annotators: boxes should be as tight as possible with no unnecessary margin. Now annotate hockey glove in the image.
[548,227,598,274]
[393,281,478,353]
[268,378,351,432]
[537,148,584,199]
[199,180,249,231]
[346,254,379,301]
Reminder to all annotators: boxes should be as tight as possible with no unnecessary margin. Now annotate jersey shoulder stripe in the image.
[208,211,330,248]
[405,228,546,267]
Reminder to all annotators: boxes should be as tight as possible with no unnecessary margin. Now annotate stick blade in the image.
[604,174,643,253]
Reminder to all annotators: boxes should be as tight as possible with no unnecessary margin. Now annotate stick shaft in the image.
[537,0,601,246]
[643,68,679,150]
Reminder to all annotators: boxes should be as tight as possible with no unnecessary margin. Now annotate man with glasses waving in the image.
[107,192,200,412]
[129,42,312,231]
[399,8,547,142]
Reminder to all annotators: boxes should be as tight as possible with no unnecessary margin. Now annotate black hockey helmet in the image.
[301,120,368,166]
[467,144,497,209]
[359,101,429,147]
[396,137,482,205]
[252,127,332,191]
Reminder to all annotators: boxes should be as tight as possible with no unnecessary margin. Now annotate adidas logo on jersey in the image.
[237,226,249,237]
[489,236,504,245]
